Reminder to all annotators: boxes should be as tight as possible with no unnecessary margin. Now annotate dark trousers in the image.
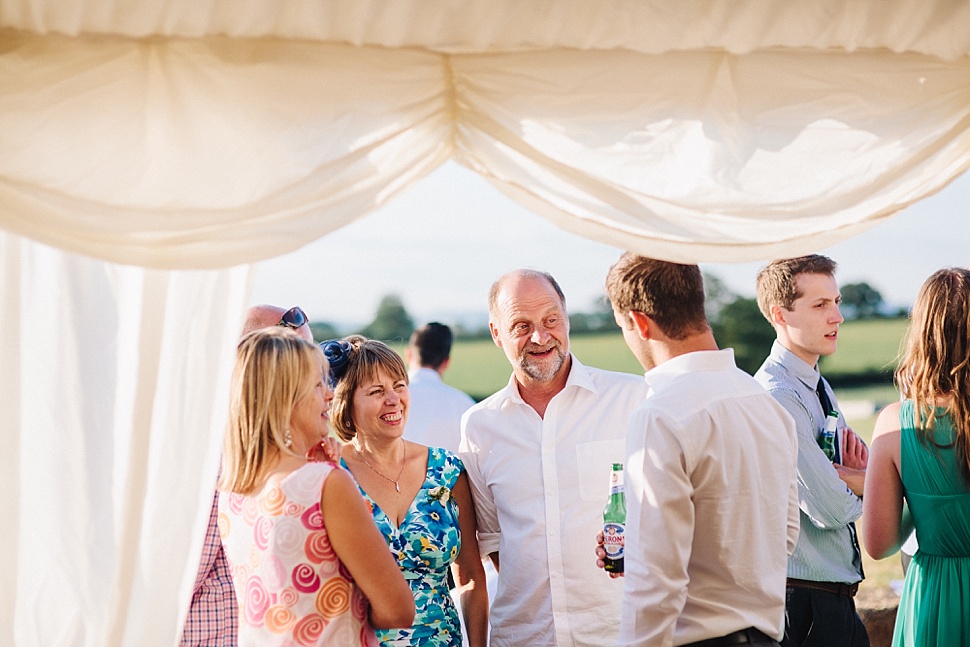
[682,627,780,647]
[782,586,869,647]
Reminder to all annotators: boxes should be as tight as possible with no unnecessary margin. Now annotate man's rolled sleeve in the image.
[459,422,501,558]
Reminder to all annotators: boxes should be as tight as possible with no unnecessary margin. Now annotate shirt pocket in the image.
[575,439,625,502]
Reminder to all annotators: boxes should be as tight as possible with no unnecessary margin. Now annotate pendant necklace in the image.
[355,441,408,492]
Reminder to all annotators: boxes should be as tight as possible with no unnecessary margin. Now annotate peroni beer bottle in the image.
[603,462,626,574]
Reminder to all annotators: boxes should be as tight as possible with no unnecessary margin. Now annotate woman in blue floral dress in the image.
[326,336,488,647]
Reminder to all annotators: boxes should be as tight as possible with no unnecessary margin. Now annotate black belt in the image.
[787,577,859,597]
[681,627,776,647]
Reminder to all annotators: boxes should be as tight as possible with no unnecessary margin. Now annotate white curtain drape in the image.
[2,1,970,645]
[0,232,252,646]
[3,33,970,266]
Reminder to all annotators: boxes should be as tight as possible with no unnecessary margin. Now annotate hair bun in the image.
[320,339,352,388]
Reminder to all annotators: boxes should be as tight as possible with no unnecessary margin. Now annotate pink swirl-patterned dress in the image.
[219,462,378,647]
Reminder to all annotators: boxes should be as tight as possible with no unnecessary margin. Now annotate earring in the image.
[284,428,293,449]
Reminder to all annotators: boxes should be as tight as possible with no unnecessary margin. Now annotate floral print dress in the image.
[342,447,464,647]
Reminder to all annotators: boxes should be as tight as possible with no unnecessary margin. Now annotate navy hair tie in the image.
[320,339,352,388]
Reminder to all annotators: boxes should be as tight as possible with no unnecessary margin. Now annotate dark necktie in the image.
[817,377,863,575]
[816,377,839,463]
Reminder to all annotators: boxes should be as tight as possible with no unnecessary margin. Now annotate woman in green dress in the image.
[862,267,970,646]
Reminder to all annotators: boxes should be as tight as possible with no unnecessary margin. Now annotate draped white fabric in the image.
[2,1,970,645]
[0,232,253,646]
[2,32,970,266]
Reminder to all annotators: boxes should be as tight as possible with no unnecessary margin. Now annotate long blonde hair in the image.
[219,327,324,494]
[896,267,970,484]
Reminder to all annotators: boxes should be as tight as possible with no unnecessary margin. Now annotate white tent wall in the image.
[1,1,970,644]
[0,232,252,645]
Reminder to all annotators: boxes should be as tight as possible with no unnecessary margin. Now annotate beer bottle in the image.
[819,411,839,461]
[603,462,626,574]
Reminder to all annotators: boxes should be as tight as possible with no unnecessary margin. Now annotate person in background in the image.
[218,327,414,646]
[181,304,313,646]
[754,255,871,647]
[328,335,489,647]
[460,269,648,647]
[862,267,970,646]
[404,321,495,646]
[601,252,798,647]
[404,322,475,454]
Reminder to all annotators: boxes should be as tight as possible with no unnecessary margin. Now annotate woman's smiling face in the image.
[351,367,410,442]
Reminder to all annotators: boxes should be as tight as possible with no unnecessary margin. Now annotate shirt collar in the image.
[500,353,597,405]
[643,348,736,393]
[767,339,821,391]
[408,367,442,383]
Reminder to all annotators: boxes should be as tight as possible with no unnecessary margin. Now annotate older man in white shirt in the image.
[460,269,648,647]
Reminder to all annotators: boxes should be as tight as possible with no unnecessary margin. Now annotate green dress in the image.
[893,400,970,646]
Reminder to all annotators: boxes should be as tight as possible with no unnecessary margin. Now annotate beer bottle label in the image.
[603,522,625,559]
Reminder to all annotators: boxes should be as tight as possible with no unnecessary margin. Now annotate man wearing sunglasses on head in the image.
[181,304,312,645]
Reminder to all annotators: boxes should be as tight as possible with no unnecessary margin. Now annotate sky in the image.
[251,161,970,330]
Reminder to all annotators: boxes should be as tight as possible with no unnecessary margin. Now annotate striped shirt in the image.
[755,340,864,584]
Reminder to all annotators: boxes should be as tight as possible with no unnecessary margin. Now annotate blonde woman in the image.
[326,335,488,647]
[862,268,970,646]
[218,328,414,646]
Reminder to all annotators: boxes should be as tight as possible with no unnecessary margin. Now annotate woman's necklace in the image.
[355,441,408,492]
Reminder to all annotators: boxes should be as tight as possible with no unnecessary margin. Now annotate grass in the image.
[820,318,909,377]
[437,318,910,401]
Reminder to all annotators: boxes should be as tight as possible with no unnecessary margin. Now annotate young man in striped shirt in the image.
[754,255,870,647]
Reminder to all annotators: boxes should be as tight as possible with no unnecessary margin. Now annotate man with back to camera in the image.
[181,304,311,645]
[404,322,475,454]
[459,269,648,647]
[754,255,870,647]
[603,252,799,647]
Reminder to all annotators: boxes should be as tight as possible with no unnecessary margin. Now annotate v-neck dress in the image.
[342,447,464,646]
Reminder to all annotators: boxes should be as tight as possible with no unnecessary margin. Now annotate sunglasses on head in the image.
[277,306,308,330]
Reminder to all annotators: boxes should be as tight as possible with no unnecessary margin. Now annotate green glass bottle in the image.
[603,462,626,574]
[819,411,839,461]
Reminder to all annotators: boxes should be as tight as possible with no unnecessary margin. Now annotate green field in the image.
[820,317,909,376]
[420,317,910,402]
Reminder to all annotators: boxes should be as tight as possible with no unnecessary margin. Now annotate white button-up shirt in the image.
[619,349,799,647]
[405,367,475,454]
[460,356,648,647]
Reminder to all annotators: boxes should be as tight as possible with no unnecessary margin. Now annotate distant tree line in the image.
[308,277,892,376]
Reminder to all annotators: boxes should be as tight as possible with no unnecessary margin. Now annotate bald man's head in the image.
[242,304,313,342]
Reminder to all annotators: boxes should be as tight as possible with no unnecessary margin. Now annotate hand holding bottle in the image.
[594,531,623,579]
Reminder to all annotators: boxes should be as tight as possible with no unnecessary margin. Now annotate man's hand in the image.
[841,428,869,470]
[594,531,623,579]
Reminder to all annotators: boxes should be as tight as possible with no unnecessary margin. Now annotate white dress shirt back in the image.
[619,349,799,647]
[461,356,648,647]
[405,367,475,454]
